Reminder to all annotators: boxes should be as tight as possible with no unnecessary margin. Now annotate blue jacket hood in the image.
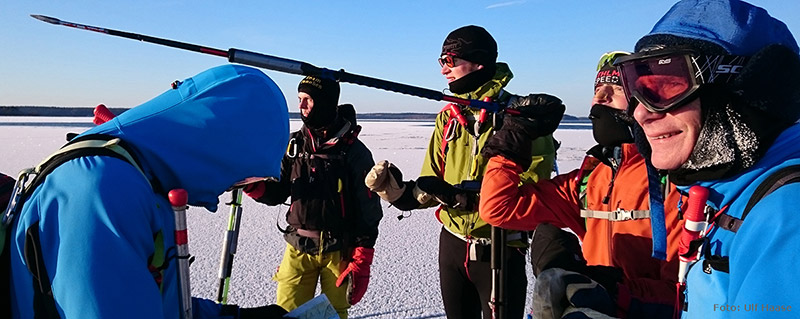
[82,65,289,211]
[646,0,798,56]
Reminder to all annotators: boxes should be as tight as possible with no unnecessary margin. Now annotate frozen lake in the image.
[0,117,594,319]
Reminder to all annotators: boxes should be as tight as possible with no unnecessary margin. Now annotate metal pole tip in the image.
[30,14,61,24]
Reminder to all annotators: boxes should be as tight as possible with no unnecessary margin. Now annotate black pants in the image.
[439,227,527,319]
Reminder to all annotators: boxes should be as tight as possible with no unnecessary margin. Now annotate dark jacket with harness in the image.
[249,113,382,255]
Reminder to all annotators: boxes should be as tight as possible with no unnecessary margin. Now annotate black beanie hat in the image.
[298,76,340,130]
[441,25,498,67]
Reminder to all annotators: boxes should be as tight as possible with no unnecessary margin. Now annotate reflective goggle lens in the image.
[634,75,691,109]
[439,55,456,68]
[618,53,698,112]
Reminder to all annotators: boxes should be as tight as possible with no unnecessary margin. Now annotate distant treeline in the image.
[0,106,588,122]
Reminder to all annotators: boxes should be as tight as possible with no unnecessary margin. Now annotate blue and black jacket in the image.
[8,65,289,318]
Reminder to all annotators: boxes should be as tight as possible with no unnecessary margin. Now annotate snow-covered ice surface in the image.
[0,117,594,319]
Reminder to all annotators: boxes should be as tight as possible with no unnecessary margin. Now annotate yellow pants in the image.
[274,244,350,319]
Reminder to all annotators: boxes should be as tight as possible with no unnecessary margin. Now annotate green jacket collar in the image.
[453,62,513,102]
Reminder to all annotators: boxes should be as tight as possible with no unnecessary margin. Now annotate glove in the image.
[482,94,566,168]
[242,181,266,199]
[529,223,587,277]
[505,93,566,136]
[533,268,619,319]
[416,176,478,211]
[365,160,430,210]
[365,160,407,202]
[238,304,288,319]
[336,247,375,305]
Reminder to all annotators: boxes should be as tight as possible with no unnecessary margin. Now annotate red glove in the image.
[336,247,374,305]
[242,181,266,199]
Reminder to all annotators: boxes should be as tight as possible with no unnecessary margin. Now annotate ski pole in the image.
[216,187,244,304]
[490,226,506,319]
[678,185,709,285]
[485,95,506,319]
[673,185,710,316]
[169,189,193,319]
[30,14,509,113]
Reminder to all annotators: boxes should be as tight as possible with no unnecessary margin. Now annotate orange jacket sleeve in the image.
[480,155,587,238]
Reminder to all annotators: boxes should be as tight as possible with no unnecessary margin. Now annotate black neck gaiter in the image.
[589,104,634,148]
[448,64,496,94]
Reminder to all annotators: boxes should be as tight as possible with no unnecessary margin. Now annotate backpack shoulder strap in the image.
[23,134,149,199]
[717,164,800,233]
[9,134,156,318]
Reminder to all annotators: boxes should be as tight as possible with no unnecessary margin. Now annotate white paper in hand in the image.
[283,294,339,319]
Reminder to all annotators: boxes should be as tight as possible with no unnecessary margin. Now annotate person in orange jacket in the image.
[479,51,683,319]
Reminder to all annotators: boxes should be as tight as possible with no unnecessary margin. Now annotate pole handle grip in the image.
[685,185,709,223]
[228,49,307,76]
[93,104,116,124]
[169,189,189,207]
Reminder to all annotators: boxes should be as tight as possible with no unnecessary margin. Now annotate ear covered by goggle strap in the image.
[734,44,800,121]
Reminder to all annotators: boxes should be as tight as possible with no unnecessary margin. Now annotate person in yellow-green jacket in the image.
[365,25,563,319]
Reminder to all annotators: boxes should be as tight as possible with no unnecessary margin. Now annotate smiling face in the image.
[440,56,482,83]
[633,98,703,170]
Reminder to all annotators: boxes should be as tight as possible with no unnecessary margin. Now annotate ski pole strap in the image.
[580,209,650,221]
[646,161,668,260]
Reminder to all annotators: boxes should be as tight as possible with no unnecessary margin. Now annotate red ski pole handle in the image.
[447,103,469,128]
[681,185,709,251]
[93,104,116,124]
[678,185,710,283]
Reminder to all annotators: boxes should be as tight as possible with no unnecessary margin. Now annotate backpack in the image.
[0,134,164,318]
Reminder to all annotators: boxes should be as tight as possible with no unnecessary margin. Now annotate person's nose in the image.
[593,86,611,105]
[441,64,450,75]
[633,100,664,125]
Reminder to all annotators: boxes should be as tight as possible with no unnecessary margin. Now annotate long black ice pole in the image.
[31,14,506,113]
[490,226,507,319]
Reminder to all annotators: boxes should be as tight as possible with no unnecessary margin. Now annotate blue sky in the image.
[2,1,799,117]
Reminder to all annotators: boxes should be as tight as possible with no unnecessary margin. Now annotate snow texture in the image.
[0,117,594,319]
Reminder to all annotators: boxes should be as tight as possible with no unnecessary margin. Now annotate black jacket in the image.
[252,120,382,254]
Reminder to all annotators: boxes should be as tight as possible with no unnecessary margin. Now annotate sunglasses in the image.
[614,49,748,113]
[438,54,457,68]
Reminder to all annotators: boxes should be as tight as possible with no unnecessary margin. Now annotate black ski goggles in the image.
[614,49,749,113]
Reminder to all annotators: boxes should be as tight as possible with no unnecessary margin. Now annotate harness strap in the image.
[715,214,743,233]
[702,255,730,274]
[699,165,800,278]
[580,208,650,221]
[742,164,800,220]
[716,164,800,233]
[442,225,524,246]
[24,221,59,319]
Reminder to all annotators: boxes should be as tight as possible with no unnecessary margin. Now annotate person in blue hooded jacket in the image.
[616,0,800,318]
[7,65,290,319]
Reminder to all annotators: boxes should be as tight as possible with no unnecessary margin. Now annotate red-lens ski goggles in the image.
[438,54,456,68]
[614,49,749,113]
